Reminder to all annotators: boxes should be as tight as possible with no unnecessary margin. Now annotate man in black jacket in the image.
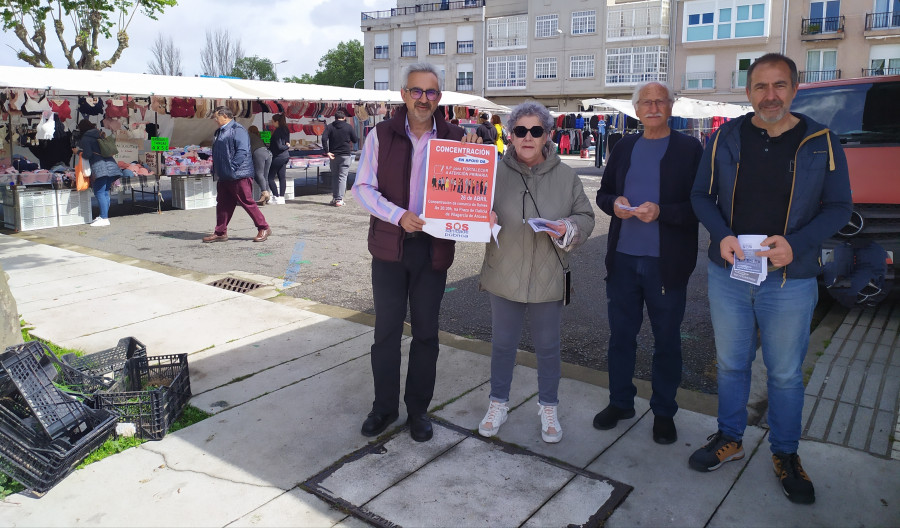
[323,109,359,207]
[475,112,497,145]
[594,81,703,444]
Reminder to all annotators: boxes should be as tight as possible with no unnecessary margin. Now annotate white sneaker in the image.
[478,400,509,437]
[538,403,562,443]
[90,217,110,227]
[275,196,285,205]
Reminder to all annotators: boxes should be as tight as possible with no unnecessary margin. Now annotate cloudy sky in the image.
[0,0,395,80]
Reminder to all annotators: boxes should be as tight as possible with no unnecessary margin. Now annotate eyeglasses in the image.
[638,99,670,108]
[405,87,441,101]
[512,125,545,138]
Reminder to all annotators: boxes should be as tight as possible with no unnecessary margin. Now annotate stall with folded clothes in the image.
[0,65,509,230]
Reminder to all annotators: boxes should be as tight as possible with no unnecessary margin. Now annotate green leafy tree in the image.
[231,55,277,81]
[285,40,362,87]
[1,0,177,70]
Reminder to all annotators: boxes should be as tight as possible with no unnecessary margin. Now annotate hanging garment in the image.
[105,98,129,118]
[78,96,105,116]
[37,111,56,140]
[48,98,72,121]
[150,96,167,114]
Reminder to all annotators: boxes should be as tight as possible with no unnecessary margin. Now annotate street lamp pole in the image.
[557,27,566,111]
[274,59,287,80]
[353,79,365,89]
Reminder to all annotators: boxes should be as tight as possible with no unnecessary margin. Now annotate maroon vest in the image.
[368,106,465,271]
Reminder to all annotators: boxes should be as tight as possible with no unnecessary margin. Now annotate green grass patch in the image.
[76,435,145,469]
[0,472,25,500]
[168,405,211,434]
[20,320,84,359]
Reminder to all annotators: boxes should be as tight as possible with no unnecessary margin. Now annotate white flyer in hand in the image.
[731,234,768,285]
[527,218,564,235]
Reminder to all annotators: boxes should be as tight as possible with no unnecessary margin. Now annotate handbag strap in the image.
[517,171,568,273]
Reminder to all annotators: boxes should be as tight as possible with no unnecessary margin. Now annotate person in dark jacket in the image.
[475,112,497,145]
[247,125,272,206]
[203,106,271,243]
[351,62,465,443]
[323,109,359,207]
[688,53,851,505]
[267,113,291,204]
[594,82,703,445]
[76,119,123,227]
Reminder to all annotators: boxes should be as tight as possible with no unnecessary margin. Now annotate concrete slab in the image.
[492,378,651,469]
[522,474,618,527]
[806,399,835,440]
[228,488,348,528]
[185,316,371,396]
[0,446,283,527]
[433,364,542,431]
[848,407,874,451]
[709,440,900,528]
[13,272,181,312]
[351,427,626,527]
[825,402,853,444]
[142,357,380,490]
[596,411,767,528]
[428,344,493,412]
[315,423,467,506]
[56,295,319,357]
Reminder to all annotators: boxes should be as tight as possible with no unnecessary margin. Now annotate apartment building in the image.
[361,0,671,111]
[674,0,900,103]
[362,0,899,108]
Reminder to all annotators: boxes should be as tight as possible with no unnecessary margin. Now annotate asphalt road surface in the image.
[8,157,719,394]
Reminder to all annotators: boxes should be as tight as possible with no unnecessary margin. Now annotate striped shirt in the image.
[351,117,437,225]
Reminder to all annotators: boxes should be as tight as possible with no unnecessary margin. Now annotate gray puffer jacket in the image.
[479,145,595,303]
[78,129,123,179]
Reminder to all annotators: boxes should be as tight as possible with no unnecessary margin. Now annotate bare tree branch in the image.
[200,28,243,77]
[147,33,182,76]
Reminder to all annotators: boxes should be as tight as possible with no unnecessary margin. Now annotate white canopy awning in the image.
[0,65,508,112]
[581,97,751,119]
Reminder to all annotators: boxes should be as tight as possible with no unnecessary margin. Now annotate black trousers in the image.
[370,236,447,416]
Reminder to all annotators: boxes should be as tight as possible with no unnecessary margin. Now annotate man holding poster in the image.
[351,63,465,443]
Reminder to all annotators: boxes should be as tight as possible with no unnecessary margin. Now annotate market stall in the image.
[0,65,507,231]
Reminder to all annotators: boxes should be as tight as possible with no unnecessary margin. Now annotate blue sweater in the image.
[690,112,852,279]
[597,130,703,288]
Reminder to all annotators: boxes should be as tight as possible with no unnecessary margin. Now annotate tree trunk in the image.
[0,263,23,351]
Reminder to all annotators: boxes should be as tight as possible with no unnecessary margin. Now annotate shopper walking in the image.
[203,106,271,243]
[76,119,123,227]
[323,109,359,207]
[267,113,291,204]
[248,125,272,206]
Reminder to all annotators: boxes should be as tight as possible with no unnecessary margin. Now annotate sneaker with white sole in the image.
[478,400,509,437]
[538,403,562,443]
[90,217,110,227]
[275,196,285,205]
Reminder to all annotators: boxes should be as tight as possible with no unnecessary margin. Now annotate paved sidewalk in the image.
[1,234,899,527]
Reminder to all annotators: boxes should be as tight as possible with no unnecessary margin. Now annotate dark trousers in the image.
[606,252,686,417]
[268,152,289,197]
[370,236,447,417]
[214,178,269,235]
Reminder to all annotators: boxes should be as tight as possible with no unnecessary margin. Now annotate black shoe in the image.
[652,416,677,444]
[592,404,636,430]
[408,413,433,442]
[773,452,815,504]
[689,430,744,472]
[360,410,399,437]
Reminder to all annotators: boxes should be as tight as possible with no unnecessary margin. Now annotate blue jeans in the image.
[488,293,562,406]
[91,176,113,219]
[606,253,686,417]
[707,262,817,454]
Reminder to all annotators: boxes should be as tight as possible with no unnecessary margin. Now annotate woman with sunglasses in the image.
[476,101,595,443]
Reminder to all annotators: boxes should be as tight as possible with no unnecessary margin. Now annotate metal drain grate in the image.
[208,277,264,294]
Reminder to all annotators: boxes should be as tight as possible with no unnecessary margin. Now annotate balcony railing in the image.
[865,11,900,30]
[362,0,484,21]
[457,40,474,54]
[401,43,416,57]
[374,82,389,90]
[801,15,845,35]
[429,42,446,55]
[682,71,716,90]
[374,46,389,60]
[862,67,900,77]
[456,79,474,91]
[799,69,841,83]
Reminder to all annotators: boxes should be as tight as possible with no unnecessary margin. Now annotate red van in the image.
[790,75,900,287]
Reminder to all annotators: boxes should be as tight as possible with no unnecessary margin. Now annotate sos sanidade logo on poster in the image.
[421,139,497,243]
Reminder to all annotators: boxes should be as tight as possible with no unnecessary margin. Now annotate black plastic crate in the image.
[92,354,191,440]
[0,406,116,496]
[61,337,147,378]
[0,343,91,439]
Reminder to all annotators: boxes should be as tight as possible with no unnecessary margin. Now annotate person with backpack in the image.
[75,119,122,227]
[476,112,497,146]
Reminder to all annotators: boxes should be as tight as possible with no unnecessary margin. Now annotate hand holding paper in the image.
[527,218,565,238]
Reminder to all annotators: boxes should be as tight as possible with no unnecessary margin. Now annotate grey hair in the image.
[401,63,440,89]
[213,106,234,119]
[506,101,553,132]
[631,82,675,107]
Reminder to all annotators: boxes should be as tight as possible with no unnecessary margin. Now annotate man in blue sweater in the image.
[689,53,852,505]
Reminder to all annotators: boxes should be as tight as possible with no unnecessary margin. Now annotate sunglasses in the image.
[512,125,545,138]
[406,87,441,101]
